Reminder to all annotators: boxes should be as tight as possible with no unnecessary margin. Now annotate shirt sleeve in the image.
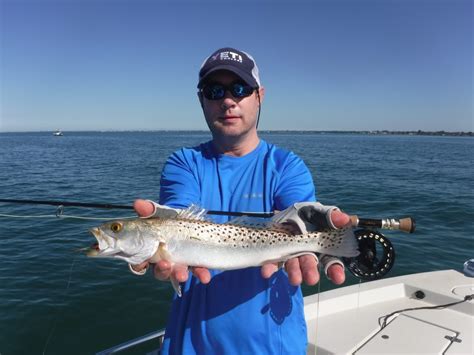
[273,151,316,210]
[159,149,201,209]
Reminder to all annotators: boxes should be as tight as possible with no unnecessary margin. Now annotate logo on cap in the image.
[211,51,243,63]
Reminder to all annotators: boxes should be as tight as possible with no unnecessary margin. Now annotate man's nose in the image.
[221,93,237,110]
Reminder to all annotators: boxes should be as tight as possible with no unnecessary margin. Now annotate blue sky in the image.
[1,0,472,132]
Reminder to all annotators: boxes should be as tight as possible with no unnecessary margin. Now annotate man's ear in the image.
[257,86,265,106]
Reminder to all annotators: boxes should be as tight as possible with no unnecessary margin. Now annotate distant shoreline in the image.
[262,130,474,137]
[0,130,472,137]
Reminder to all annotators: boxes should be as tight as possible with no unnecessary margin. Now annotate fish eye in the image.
[110,222,123,233]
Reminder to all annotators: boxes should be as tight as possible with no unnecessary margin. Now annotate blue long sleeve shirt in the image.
[159,139,316,355]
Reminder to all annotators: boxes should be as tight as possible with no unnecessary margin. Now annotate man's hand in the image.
[130,199,212,284]
[133,199,155,217]
[261,207,350,286]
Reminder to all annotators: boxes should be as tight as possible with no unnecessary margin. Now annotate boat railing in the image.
[96,328,165,354]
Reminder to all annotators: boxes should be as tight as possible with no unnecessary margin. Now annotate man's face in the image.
[199,71,264,139]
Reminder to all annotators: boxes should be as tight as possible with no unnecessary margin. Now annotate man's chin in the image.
[212,124,245,137]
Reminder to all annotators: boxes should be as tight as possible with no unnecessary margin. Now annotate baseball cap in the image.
[198,47,261,89]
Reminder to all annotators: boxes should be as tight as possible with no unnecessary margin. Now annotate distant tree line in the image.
[258,130,473,136]
[366,130,472,136]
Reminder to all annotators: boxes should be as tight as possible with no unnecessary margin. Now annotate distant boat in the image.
[53,130,63,136]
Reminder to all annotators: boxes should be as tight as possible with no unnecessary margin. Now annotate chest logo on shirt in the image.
[243,192,263,199]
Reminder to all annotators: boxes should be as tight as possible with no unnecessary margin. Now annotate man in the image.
[132,47,349,354]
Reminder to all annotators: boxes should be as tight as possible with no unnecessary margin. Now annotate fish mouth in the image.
[86,227,122,257]
[83,242,101,257]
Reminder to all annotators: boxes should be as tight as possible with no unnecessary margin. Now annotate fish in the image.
[86,206,359,274]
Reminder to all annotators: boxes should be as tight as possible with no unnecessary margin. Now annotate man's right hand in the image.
[131,199,212,284]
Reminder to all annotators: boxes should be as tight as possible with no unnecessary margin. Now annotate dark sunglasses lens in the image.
[203,85,225,100]
[232,83,253,97]
[202,83,254,100]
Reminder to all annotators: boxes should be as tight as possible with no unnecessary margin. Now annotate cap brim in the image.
[198,65,258,88]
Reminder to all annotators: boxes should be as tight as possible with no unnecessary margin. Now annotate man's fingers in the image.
[191,267,212,284]
[330,210,351,229]
[261,263,279,279]
[326,263,345,285]
[171,264,190,283]
[133,199,155,217]
[299,255,319,286]
[153,261,211,284]
[285,258,303,286]
[153,260,172,281]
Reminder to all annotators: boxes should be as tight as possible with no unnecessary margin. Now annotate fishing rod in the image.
[0,198,416,281]
[0,198,415,232]
[0,198,272,218]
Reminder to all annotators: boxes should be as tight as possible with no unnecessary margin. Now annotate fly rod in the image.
[0,198,415,232]
[0,198,273,218]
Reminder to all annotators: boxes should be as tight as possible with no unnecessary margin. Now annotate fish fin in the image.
[226,216,273,228]
[177,204,207,221]
[264,252,319,268]
[315,228,360,258]
[156,243,183,297]
[147,242,165,263]
[226,216,296,233]
[170,275,182,297]
[157,242,172,260]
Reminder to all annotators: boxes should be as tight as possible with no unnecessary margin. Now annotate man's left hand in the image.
[261,208,350,286]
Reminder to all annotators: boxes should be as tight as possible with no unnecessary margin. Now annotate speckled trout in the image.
[86,208,359,270]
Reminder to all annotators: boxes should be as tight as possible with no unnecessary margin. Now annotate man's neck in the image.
[212,133,260,157]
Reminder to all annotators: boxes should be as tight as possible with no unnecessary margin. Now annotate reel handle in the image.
[350,215,416,233]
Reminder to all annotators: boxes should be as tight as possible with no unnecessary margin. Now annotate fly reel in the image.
[343,229,395,280]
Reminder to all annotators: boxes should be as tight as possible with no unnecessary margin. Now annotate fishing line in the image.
[356,278,362,333]
[42,256,78,355]
[314,261,322,355]
[0,213,61,219]
[0,213,135,221]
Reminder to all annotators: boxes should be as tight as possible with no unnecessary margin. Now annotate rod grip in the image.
[350,215,416,233]
[399,217,416,233]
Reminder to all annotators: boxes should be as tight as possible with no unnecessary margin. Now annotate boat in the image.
[305,269,473,354]
[96,267,474,354]
[53,130,63,136]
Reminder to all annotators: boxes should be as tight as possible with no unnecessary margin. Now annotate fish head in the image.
[87,219,159,265]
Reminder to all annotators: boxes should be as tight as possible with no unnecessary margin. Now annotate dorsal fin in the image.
[225,216,297,234]
[225,215,272,228]
[177,204,207,221]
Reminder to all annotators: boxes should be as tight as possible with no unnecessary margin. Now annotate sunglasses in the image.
[201,82,256,100]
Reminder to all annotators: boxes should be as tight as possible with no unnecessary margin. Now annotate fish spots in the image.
[157,218,349,257]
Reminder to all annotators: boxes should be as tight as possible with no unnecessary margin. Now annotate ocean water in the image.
[0,131,472,354]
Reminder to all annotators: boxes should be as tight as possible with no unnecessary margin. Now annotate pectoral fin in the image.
[149,242,171,263]
[153,242,184,297]
[170,275,182,297]
[264,252,319,269]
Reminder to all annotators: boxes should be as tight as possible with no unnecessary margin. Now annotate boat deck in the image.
[305,270,473,354]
